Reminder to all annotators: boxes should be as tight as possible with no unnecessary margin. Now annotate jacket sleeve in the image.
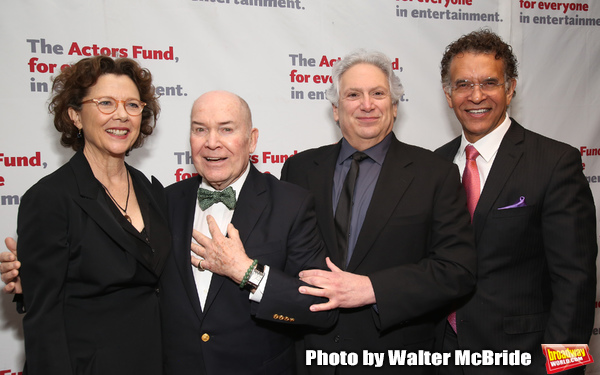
[251,192,338,329]
[541,146,597,345]
[18,182,74,375]
[369,163,477,331]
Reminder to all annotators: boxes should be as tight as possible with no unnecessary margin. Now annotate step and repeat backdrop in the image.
[1,0,599,373]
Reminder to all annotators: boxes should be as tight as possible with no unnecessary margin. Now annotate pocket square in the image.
[498,196,526,210]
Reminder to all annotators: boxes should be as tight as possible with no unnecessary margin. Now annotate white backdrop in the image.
[1,0,599,373]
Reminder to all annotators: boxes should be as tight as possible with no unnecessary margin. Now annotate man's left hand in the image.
[298,257,376,312]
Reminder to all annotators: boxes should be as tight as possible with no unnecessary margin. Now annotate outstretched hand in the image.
[298,257,375,312]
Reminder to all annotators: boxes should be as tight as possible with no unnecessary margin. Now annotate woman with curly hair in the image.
[17,55,170,375]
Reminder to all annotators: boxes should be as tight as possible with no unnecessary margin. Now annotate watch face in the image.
[245,265,265,292]
[248,269,264,285]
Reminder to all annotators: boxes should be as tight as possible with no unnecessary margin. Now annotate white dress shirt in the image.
[453,114,512,190]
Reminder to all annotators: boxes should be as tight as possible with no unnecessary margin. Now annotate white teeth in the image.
[467,109,489,114]
[206,157,222,161]
[106,129,128,135]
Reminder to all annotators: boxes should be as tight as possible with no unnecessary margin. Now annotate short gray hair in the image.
[326,49,404,107]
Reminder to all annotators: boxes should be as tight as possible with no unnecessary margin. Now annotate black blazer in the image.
[18,151,171,375]
[435,120,597,375]
[281,133,477,375]
[160,164,337,375]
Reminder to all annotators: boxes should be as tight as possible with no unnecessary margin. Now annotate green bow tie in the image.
[197,186,237,210]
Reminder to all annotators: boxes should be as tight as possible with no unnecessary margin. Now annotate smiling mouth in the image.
[106,129,129,136]
[356,117,381,123]
[205,157,226,161]
[466,109,491,114]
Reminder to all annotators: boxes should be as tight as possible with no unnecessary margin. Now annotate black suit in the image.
[281,133,477,375]
[18,151,170,375]
[160,164,337,375]
[435,120,597,375]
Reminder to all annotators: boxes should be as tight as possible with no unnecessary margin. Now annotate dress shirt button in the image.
[155,288,160,295]
[334,335,340,343]
[201,333,210,342]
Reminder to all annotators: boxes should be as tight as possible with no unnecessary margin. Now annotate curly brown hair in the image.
[440,29,518,97]
[49,55,160,151]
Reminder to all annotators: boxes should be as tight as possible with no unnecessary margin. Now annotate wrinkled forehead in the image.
[191,94,251,129]
[192,103,237,123]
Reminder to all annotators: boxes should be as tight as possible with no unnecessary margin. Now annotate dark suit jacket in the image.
[281,133,477,375]
[435,120,597,375]
[18,151,171,375]
[160,164,337,375]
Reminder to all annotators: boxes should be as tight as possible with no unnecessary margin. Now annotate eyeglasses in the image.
[80,97,146,116]
[450,79,506,95]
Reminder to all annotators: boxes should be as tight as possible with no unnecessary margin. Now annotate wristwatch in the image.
[244,262,265,293]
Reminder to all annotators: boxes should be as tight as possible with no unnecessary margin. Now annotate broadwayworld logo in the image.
[541,344,593,374]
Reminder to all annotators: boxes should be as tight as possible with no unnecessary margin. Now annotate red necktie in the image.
[462,145,480,221]
[448,145,480,333]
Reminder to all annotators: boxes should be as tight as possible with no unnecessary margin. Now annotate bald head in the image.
[189,91,259,190]
[191,91,253,133]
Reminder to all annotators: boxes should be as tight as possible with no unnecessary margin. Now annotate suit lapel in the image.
[130,171,171,276]
[347,137,415,271]
[231,164,269,245]
[169,177,205,320]
[307,143,342,265]
[69,152,150,269]
[436,123,525,241]
[473,121,525,240]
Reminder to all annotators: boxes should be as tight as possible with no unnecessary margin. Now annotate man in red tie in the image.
[435,29,597,375]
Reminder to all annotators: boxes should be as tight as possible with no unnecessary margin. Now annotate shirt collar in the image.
[459,114,511,162]
[199,161,250,201]
[337,132,393,166]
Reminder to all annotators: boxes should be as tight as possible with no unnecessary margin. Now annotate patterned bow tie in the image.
[197,186,236,210]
